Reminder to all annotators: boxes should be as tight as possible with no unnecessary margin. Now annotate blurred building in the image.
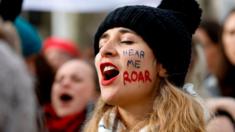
[21,0,235,54]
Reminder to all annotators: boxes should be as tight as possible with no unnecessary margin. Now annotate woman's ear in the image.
[157,64,168,78]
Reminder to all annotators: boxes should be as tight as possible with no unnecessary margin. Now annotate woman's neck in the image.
[117,97,155,130]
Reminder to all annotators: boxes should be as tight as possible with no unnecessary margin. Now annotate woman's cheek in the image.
[122,49,152,85]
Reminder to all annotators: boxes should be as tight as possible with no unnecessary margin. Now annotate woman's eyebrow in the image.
[100,32,108,39]
[119,28,135,34]
[100,28,135,40]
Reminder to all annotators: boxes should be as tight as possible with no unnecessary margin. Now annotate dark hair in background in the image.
[0,0,23,21]
[35,53,55,106]
[218,8,235,98]
[199,20,222,44]
[89,61,100,94]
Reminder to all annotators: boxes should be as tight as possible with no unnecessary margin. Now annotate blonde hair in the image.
[83,79,206,132]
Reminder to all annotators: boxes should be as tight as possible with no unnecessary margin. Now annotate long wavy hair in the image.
[83,79,206,132]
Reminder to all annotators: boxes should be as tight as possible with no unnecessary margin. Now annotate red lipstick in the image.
[100,62,119,86]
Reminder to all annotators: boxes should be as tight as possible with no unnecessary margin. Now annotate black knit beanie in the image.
[0,0,23,21]
[94,0,202,87]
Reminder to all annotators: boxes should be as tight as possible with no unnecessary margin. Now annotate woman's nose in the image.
[60,78,71,88]
[99,40,118,57]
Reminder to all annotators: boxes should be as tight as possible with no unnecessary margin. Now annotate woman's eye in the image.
[72,76,82,82]
[54,77,62,84]
[229,30,235,35]
[121,40,134,44]
[98,44,103,50]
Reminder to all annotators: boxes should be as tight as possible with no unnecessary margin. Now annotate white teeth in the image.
[103,66,116,72]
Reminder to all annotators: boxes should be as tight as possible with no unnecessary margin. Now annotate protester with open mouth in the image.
[44,59,97,132]
[84,0,208,131]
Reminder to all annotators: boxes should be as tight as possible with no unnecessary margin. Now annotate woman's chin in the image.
[101,95,117,105]
[56,108,78,117]
[56,109,70,117]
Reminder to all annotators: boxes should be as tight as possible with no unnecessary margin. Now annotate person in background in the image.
[0,41,37,132]
[0,0,37,129]
[84,0,208,131]
[0,18,21,54]
[0,0,22,54]
[206,9,235,132]
[14,16,55,107]
[14,16,56,132]
[44,59,98,132]
[0,0,38,131]
[14,16,42,74]
[194,20,224,97]
[219,8,235,98]
[43,37,81,72]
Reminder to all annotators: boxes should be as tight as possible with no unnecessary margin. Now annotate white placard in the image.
[23,0,161,13]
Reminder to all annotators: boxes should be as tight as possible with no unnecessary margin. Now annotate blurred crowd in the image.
[0,0,235,132]
[187,8,235,132]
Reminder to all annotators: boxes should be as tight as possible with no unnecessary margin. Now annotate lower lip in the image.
[60,100,72,106]
[101,75,118,86]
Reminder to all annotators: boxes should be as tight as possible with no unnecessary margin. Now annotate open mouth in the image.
[60,93,73,102]
[100,63,119,81]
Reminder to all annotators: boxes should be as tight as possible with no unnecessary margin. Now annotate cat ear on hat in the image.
[158,0,202,34]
